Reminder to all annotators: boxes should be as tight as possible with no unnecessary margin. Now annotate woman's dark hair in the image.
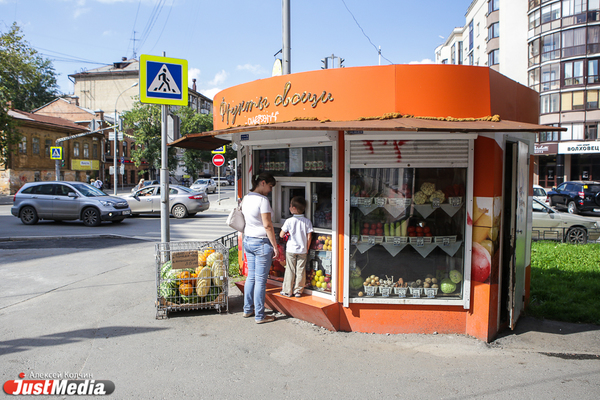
[251,172,277,191]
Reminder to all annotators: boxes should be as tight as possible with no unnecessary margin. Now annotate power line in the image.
[149,0,174,53]
[138,0,167,53]
[340,0,394,65]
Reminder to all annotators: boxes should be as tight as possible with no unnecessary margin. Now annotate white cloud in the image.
[188,68,201,87]
[409,59,435,65]
[73,7,91,18]
[209,70,227,86]
[200,87,222,101]
[237,64,265,75]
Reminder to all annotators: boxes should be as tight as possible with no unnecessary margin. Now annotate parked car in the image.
[547,180,600,214]
[11,181,131,226]
[532,198,600,244]
[226,175,235,185]
[123,184,209,218]
[190,178,216,194]
[533,184,549,205]
[215,177,230,186]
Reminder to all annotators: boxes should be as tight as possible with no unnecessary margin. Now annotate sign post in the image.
[141,53,188,243]
[51,146,62,180]
[213,154,225,203]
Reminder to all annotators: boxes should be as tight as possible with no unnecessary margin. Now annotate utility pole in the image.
[282,0,291,74]
[160,51,170,243]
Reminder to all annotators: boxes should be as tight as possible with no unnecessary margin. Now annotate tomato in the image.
[362,228,369,235]
[416,226,424,233]
[369,229,376,235]
[409,232,417,237]
[425,233,433,237]
[364,223,370,228]
[423,227,431,233]
[407,226,416,233]
[417,232,424,237]
[376,222,383,229]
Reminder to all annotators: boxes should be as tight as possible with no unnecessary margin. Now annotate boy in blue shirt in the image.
[279,196,313,298]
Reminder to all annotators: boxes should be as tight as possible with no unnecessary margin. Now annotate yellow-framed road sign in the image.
[50,147,62,160]
[140,54,188,106]
[211,146,226,154]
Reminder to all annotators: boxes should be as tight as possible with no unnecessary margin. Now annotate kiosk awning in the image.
[168,117,564,150]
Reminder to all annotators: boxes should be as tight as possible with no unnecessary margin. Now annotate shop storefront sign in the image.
[534,143,558,154]
[558,141,600,154]
[71,159,99,170]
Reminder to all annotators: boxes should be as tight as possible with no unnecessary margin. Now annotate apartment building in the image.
[436,0,600,187]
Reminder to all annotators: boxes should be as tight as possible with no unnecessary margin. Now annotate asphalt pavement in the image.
[1,187,599,398]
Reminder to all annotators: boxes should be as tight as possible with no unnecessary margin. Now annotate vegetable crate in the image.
[155,241,229,319]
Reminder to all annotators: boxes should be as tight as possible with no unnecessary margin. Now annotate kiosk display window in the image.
[348,167,467,301]
[255,146,333,178]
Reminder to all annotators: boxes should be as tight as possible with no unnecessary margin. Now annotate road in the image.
[0,186,236,242]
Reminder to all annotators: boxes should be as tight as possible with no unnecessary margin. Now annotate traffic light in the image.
[321,58,328,70]
[339,58,345,68]
[61,159,65,168]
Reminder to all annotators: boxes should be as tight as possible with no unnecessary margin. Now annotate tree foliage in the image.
[0,23,59,165]
[175,107,213,180]
[122,100,178,177]
[0,23,59,111]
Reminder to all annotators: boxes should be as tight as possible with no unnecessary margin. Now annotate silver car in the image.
[11,181,131,226]
[532,198,600,244]
[124,184,209,218]
[190,178,216,194]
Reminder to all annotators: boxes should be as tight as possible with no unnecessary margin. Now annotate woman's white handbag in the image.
[226,199,245,232]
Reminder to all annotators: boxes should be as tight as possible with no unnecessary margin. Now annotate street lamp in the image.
[114,82,138,195]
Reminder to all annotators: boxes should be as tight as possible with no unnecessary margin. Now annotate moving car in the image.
[124,184,209,218]
[547,180,600,214]
[190,178,216,194]
[533,184,549,205]
[532,198,600,244]
[215,177,230,186]
[11,181,131,226]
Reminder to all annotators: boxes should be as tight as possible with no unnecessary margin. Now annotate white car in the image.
[533,184,549,205]
[190,178,216,194]
[532,198,600,244]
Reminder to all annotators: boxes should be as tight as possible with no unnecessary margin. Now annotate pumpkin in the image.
[211,260,226,289]
[198,253,207,267]
[179,283,194,296]
[178,270,193,286]
[206,252,224,267]
[195,266,212,298]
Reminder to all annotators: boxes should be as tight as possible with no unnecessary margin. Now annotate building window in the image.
[19,137,27,154]
[130,170,136,184]
[541,63,560,91]
[585,123,598,139]
[488,22,499,40]
[488,0,499,14]
[74,142,80,157]
[92,143,98,159]
[561,123,585,140]
[32,137,40,155]
[105,141,111,155]
[588,25,600,53]
[541,32,561,62]
[469,20,474,51]
[541,93,560,113]
[529,68,541,92]
[563,0,586,17]
[539,128,559,142]
[563,60,584,85]
[458,42,463,64]
[588,59,600,83]
[451,44,456,64]
[529,38,541,66]
[529,9,541,30]
[542,2,561,24]
[562,27,586,57]
[587,89,600,108]
[561,90,585,111]
[488,49,500,66]
[122,142,128,157]
[83,143,89,158]
[45,139,51,157]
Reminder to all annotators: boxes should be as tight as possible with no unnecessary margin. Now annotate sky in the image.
[0,0,474,101]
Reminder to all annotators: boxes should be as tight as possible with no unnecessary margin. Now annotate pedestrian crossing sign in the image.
[50,147,62,160]
[140,54,188,106]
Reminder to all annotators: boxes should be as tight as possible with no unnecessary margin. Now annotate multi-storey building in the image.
[436,0,600,187]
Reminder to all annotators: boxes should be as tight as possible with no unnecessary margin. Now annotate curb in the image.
[0,234,148,242]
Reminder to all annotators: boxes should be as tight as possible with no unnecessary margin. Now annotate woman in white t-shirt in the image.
[241,172,278,324]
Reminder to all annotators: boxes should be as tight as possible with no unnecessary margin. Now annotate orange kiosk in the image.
[173,65,559,342]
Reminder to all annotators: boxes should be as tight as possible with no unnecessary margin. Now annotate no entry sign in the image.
[212,154,225,167]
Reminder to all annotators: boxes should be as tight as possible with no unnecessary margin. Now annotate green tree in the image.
[175,107,214,180]
[122,100,178,177]
[0,23,59,111]
[0,23,59,165]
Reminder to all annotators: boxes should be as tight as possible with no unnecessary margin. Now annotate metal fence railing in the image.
[532,227,600,244]
[215,231,239,250]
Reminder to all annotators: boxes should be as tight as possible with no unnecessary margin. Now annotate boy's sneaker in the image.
[280,292,290,297]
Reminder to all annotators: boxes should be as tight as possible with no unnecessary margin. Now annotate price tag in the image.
[416,237,424,247]
[365,286,377,296]
[350,197,358,206]
[412,290,421,298]
[375,197,386,206]
[393,237,402,246]
[432,198,441,208]
[380,287,391,297]
[351,235,358,244]
[443,237,450,246]
[450,197,462,207]
[322,259,332,274]
[368,236,376,245]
